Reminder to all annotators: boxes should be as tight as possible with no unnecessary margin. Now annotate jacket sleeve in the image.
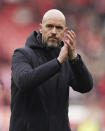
[12,49,60,91]
[69,55,93,93]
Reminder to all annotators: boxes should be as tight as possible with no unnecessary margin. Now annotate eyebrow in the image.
[46,24,64,29]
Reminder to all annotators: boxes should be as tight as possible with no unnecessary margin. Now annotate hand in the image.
[63,30,77,60]
[57,44,68,64]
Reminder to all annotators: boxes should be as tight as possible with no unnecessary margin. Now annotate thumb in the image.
[64,43,68,48]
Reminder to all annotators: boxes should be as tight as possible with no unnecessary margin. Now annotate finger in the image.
[66,34,73,41]
[70,30,76,38]
[68,30,76,39]
[66,33,76,47]
[67,43,74,52]
[66,34,74,45]
[64,40,73,49]
[64,39,69,47]
[64,42,68,47]
[63,39,68,47]
[67,31,74,39]
[65,38,75,52]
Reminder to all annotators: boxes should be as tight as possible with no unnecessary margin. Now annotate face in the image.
[40,16,66,47]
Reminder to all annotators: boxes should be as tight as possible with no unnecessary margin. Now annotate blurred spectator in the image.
[98,75,105,99]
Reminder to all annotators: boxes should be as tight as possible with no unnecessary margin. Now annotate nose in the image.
[51,27,56,34]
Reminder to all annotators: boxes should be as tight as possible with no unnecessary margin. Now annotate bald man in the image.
[9,9,93,131]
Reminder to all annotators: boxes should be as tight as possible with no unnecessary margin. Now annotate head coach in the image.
[9,9,93,131]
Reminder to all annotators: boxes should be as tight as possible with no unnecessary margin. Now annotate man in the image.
[9,9,93,131]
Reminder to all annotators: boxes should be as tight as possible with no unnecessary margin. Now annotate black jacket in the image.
[9,31,93,131]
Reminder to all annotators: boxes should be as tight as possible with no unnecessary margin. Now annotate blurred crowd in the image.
[0,0,105,130]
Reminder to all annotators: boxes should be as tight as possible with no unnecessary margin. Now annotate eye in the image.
[46,24,54,28]
[56,26,63,30]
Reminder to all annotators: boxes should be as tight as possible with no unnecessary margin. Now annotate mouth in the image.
[48,37,58,41]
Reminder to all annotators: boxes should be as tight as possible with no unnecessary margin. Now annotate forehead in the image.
[43,16,66,27]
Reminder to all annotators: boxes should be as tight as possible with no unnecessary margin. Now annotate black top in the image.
[9,31,93,131]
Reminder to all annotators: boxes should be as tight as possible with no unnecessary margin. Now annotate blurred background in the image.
[0,0,105,130]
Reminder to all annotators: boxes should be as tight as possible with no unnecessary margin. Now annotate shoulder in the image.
[14,47,32,53]
[12,47,35,63]
[13,47,34,57]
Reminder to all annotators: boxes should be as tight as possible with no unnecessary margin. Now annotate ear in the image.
[39,23,42,33]
[62,27,68,42]
[62,27,68,37]
[64,27,68,33]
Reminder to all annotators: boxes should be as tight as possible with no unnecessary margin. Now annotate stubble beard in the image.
[42,36,60,48]
[47,41,58,48]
